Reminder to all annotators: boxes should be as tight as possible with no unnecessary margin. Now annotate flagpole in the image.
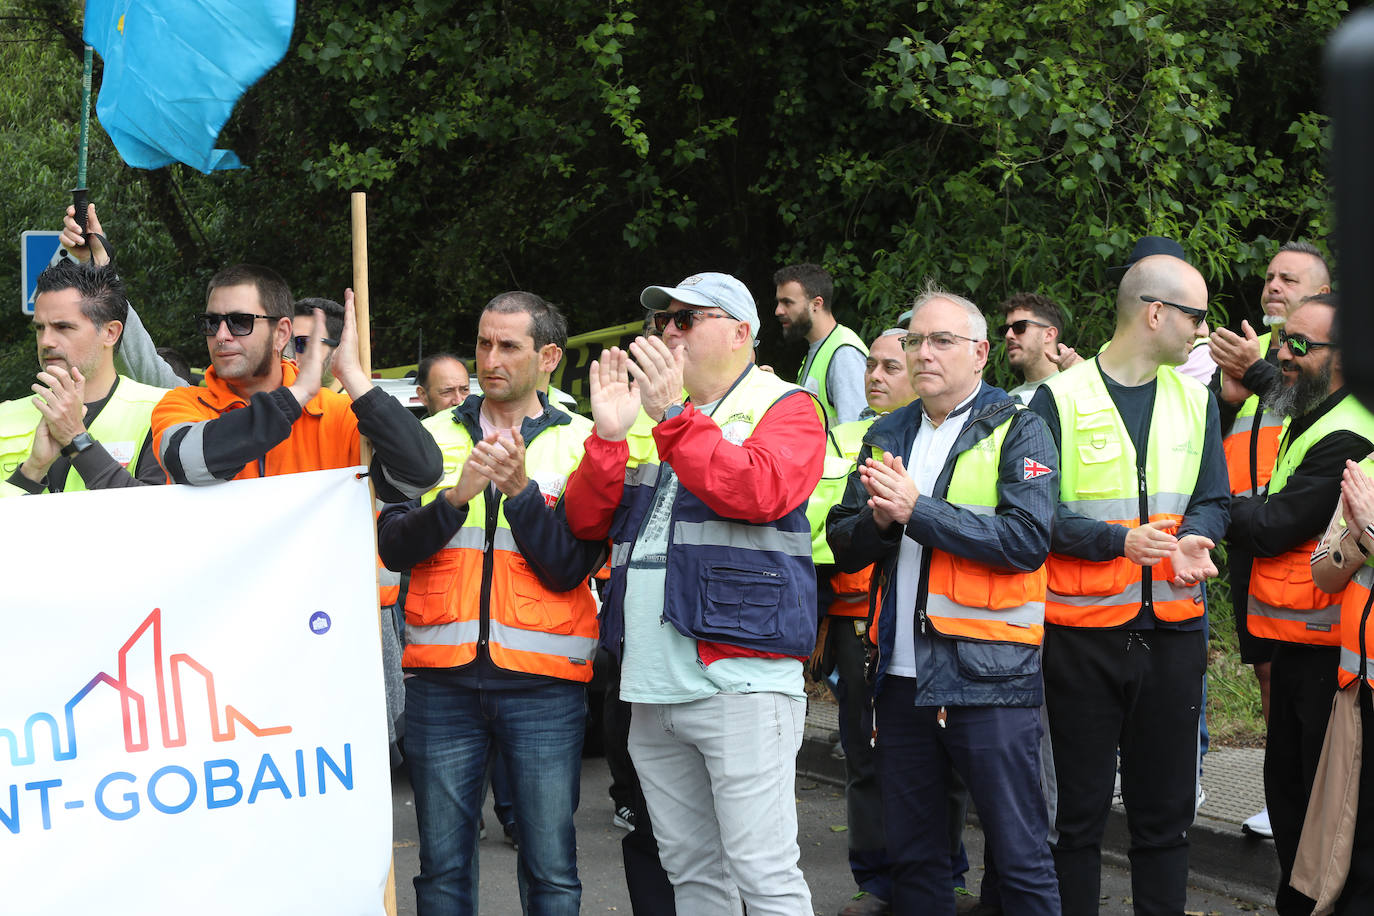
[73,45,93,235]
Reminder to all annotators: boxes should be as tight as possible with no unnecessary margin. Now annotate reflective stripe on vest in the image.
[922,408,1046,646]
[378,561,401,606]
[829,566,873,618]
[1339,563,1374,689]
[402,408,599,681]
[1248,395,1374,646]
[675,519,812,556]
[1221,333,1284,497]
[1043,362,1208,627]
[799,324,868,421]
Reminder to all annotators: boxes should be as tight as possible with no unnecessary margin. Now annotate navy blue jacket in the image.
[826,382,1057,707]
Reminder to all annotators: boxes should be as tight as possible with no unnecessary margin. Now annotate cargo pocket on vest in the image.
[405,552,464,626]
[509,560,576,635]
[701,566,785,639]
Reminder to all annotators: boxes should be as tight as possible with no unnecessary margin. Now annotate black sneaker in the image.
[613,805,636,831]
[503,821,518,850]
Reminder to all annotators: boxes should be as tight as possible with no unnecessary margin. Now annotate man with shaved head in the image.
[1029,255,1231,915]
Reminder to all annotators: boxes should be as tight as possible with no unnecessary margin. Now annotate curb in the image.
[797,731,1278,906]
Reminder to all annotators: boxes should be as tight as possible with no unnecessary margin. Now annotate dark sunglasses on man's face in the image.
[294,334,341,354]
[1277,329,1335,358]
[650,309,732,333]
[997,318,1051,337]
[1139,295,1207,329]
[197,312,274,337]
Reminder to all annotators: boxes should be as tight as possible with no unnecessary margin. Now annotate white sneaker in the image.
[1242,806,1273,839]
[1196,787,1207,812]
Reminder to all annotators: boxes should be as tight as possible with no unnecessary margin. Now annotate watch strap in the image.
[60,432,96,458]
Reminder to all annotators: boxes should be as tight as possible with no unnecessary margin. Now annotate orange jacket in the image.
[152,361,360,482]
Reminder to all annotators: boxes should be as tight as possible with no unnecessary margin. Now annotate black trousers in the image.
[827,616,893,897]
[1043,625,1206,916]
[1266,642,1340,916]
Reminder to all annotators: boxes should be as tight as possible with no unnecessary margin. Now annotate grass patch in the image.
[1205,554,1266,747]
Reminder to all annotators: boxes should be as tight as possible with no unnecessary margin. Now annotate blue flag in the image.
[83,0,296,173]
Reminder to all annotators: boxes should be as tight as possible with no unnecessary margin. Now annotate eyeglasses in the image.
[1140,295,1207,328]
[294,334,341,354]
[1276,329,1335,358]
[997,318,1051,337]
[198,312,274,337]
[650,309,733,333]
[901,332,980,352]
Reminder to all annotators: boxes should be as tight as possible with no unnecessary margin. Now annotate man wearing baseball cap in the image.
[564,271,827,914]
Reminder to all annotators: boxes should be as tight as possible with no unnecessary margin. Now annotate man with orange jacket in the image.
[150,263,440,497]
[1226,293,1374,916]
[827,286,1061,915]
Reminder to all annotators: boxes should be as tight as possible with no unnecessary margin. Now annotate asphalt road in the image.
[389,755,1276,916]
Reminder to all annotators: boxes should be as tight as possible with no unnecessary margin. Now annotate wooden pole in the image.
[350,191,373,377]
[351,191,375,468]
[351,190,396,916]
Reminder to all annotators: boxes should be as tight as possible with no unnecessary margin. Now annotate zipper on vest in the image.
[1137,463,1152,615]
[478,489,500,650]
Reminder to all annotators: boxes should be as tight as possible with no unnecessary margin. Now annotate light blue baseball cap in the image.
[640,272,760,340]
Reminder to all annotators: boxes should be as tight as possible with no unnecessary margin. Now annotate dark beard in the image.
[1263,359,1333,419]
[783,313,813,342]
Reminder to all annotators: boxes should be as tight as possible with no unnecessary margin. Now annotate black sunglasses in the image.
[650,309,733,333]
[997,318,1051,336]
[1140,295,1207,328]
[1276,329,1335,358]
[294,334,341,354]
[198,312,275,337]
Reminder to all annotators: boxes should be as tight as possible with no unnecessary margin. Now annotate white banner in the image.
[0,468,392,915]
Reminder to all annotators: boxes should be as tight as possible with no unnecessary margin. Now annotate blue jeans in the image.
[405,677,586,916]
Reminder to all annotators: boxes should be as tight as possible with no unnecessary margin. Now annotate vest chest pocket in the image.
[1074,422,1124,466]
[700,566,785,639]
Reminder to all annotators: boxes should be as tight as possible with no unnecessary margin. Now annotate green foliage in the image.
[0,0,1347,400]
[839,0,1342,388]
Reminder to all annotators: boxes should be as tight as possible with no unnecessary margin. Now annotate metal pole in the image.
[73,45,93,235]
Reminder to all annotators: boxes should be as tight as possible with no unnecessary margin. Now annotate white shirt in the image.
[889,387,979,677]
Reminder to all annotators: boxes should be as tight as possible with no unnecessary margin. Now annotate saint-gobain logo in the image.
[309,612,331,635]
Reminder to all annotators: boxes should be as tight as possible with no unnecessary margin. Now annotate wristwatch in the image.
[60,432,97,458]
[662,404,686,421]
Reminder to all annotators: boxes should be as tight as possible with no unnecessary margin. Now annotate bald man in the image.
[1029,255,1230,916]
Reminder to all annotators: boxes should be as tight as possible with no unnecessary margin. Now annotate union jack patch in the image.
[1023,457,1052,479]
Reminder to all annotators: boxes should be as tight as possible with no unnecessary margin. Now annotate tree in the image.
[0,0,1345,400]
